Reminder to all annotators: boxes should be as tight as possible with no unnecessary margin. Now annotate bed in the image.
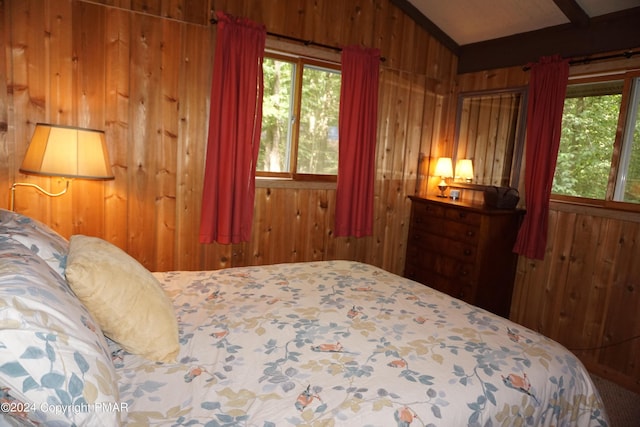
[0,208,609,426]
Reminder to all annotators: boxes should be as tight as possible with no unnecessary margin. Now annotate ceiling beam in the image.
[389,0,459,54]
[552,0,590,27]
[458,7,640,74]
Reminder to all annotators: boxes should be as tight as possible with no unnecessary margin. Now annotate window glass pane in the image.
[619,78,640,203]
[552,81,623,199]
[297,65,340,175]
[259,58,294,173]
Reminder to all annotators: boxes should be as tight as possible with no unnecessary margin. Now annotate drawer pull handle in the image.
[463,249,472,256]
[466,230,475,237]
[459,212,467,218]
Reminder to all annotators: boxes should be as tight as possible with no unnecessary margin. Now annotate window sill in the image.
[256,177,337,190]
[549,197,640,223]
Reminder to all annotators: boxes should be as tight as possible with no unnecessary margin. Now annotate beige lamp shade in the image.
[434,157,453,178]
[20,123,114,180]
[456,159,474,182]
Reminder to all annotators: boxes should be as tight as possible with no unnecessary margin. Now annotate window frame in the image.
[550,70,640,213]
[257,50,341,183]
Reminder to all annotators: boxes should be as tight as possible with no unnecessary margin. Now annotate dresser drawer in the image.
[412,200,482,224]
[405,196,523,317]
[411,201,446,221]
[410,214,480,244]
[444,208,482,226]
[408,231,477,262]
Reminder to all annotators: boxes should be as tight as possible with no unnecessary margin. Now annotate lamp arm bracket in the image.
[10,179,71,211]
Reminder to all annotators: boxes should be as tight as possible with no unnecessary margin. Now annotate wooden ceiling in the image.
[391,0,640,73]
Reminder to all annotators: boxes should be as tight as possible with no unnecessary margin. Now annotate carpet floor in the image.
[590,374,640,427]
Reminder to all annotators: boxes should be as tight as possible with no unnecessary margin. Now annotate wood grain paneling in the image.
[0,0,455,278]
[456,64,640,393]
[511,205,640,392]
[174,22,210,271]
[3,0,638,394]
[0,0,10,190]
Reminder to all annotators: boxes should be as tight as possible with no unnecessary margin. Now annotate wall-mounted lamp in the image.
[10,123,115,211]
[434,157,453,198]
[455,159,474,183]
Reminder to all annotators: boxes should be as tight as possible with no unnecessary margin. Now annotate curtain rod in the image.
[523,50,640,71]
[569,49,639,66]
[209,18,386,62]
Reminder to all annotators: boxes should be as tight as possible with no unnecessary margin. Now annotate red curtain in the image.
[199,12,266,244]
[513,55,570,259]
[335,46,380,238]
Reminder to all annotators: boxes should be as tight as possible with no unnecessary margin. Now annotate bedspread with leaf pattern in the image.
[115,261,608,427]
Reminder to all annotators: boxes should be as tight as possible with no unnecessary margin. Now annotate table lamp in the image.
[434,157,453,198]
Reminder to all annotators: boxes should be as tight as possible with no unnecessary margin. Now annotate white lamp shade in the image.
[456,159,474,181]
[20,123,114,180]
[434,157,453,178]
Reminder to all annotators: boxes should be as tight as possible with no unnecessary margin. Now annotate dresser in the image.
[404,196,524,318]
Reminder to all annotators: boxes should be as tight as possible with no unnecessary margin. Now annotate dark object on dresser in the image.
[483,186,520,209]
[404,196,524,318]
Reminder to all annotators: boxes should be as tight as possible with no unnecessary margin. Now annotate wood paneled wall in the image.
[2,0,638,393]
[456,61,640,393]
[512,204,640,393]
[0,0,457,276]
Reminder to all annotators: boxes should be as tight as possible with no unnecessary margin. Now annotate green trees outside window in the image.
[552,76,640,204]
[258,54,340,178]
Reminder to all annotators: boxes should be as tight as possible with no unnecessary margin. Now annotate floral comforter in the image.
[115,260,608,426]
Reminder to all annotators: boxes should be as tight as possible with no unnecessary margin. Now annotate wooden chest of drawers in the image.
[404,196,524,318]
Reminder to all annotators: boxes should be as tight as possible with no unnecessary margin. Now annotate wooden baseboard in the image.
[583,361,640,395]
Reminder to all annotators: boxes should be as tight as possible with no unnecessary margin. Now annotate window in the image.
[552,73,640,205]
[258,52,341,180]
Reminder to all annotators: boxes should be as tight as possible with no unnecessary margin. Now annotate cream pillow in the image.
[65,235,179,363]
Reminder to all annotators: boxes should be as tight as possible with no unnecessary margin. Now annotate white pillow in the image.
[65,235,179,363]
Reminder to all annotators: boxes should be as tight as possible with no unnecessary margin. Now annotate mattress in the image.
[114,260,608,426]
